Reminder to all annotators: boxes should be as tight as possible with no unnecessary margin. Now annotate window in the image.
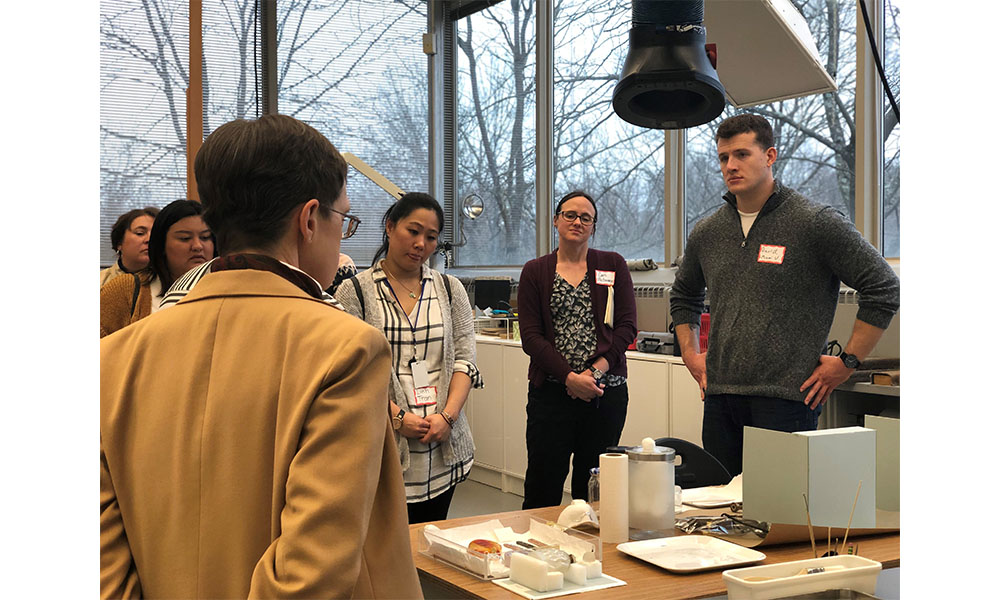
[100,0,189,267]
[276,0,428,267]
[684,0,858,239]
[882,0,900,257]
[453,0,537,266]
[553,0,665,260]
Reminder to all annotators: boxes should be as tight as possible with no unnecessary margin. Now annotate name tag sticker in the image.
[595,270,616,286]
[757,244,786,264]
[413,386,438,407]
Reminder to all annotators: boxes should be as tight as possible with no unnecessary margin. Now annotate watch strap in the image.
[838,351,860,369]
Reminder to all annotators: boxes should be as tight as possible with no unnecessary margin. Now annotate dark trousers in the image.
[702,394,821,476]
[407,485,457,524]
[522,380,629,509]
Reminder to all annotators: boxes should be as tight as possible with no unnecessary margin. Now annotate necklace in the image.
[382,261,419,299]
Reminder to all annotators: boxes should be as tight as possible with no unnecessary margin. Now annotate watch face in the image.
[841,353,860,369]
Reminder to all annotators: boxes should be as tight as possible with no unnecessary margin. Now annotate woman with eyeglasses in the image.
[517,190,637,509]
[100,199,217,337]
[335,192,483,524]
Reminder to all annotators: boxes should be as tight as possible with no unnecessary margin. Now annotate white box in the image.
[743,426,876,528]
[864,415,900,511]
[722,555,882,600]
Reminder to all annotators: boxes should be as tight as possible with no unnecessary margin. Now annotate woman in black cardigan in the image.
[516,190,637,509]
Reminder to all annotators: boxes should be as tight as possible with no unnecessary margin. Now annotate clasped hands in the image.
[565,370,605,401]
[398,411,452,444]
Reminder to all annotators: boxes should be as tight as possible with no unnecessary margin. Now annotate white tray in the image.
[617,535,766,573]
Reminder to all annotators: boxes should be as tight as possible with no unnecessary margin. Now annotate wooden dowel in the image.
[802,493,817,558]
[840,481,863,555]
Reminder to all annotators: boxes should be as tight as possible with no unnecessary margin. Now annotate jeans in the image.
[522,380,629,509]
[702,394,821,477]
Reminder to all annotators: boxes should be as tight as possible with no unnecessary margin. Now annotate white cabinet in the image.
[468,342,505,470]
[669,363,704,446]
[501,346,530,495]
[619,357,670,446]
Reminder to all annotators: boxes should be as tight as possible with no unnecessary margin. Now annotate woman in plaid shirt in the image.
[335,193,483,523]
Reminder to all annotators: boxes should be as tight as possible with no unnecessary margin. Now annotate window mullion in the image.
[854,0,883,249]
[536,0,553,258]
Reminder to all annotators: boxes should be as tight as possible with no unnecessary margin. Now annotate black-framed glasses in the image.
[320,204,361,239]
[557,210,596,226]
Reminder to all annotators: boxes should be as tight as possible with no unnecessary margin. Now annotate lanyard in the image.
[386,277,427,363]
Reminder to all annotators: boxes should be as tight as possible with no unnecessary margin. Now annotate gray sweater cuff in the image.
[855,306,895,330]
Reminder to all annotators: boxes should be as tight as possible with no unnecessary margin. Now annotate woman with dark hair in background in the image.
[100,206,160,287]
[517,190,637,509]
[99,199,215,337]
[335,192,482,523]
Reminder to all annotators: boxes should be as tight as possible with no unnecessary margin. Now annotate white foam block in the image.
[565,563,587,585]
[510,552,559,592]
[584,559,602,579]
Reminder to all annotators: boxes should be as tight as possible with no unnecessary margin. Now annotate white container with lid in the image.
[626,437,675,537]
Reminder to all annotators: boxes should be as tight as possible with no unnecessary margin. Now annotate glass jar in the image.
[588,467,600,504]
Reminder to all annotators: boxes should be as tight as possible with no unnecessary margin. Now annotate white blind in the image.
[276,0,429,268]
[100,0,189,267]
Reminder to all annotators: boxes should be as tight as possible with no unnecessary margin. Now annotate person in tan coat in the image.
[100,114,422,599]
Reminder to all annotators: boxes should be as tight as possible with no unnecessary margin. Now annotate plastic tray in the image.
[722,555,882,600]
[418,515,601,580]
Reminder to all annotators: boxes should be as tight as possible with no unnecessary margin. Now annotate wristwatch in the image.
[589,365,605,381]
[839,351,860,370]
[392,408,406,430]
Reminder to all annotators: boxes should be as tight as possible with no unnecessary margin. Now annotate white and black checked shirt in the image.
[371,265,474,502]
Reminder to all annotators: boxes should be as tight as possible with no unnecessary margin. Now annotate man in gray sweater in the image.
[669,114,899,476]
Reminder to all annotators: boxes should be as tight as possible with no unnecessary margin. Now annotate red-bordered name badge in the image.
[595,270,615,286]
[757,244,786,264]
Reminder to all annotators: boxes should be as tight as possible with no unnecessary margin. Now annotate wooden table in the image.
[410,506,900,600]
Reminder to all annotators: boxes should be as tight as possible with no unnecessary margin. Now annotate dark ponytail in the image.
[372,192,445,264]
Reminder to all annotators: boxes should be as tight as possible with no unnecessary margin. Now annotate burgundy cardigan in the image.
[517,248,637,388]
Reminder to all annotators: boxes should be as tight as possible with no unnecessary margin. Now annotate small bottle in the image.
[587,467,600,504]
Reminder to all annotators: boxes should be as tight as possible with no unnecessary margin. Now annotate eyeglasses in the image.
[320,204,361,239]
[557,210,596,226]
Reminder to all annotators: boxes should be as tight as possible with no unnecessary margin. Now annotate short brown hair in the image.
[109,206,160,251]
[194,114,348,254]
[715,113,774,151]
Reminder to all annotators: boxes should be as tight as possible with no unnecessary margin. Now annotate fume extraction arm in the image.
[613,0,838,130]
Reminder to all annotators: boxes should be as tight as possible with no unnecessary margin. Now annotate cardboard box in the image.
[864,415,900,511]
[743,426,876,528]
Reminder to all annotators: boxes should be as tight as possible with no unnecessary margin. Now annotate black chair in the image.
[653,437,732,489]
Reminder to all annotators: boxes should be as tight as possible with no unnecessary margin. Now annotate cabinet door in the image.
[619,357,669,446]
[470,342,505,470]
[669,363,704,446]
[502,346,531,481]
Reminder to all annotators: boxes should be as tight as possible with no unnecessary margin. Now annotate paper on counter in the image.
[681,473,743,509]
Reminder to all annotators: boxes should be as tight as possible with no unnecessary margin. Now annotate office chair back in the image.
[653,437,732,489]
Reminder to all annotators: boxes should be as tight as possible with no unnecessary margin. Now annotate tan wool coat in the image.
[100,269,422,599]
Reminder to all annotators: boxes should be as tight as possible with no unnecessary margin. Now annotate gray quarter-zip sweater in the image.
[669,182,899,402]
